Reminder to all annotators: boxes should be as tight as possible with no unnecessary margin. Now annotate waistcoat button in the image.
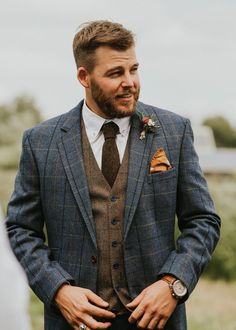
[110,196,117,202]
[111,306,119,313]
[91,256,97,264]
[113,262,119,269]
[111,219,118,225]
[112,240,118,247]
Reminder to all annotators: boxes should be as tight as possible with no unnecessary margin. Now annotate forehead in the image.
[93,46,138,70]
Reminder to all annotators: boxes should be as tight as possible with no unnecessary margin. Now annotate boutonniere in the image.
[138,112,158,140]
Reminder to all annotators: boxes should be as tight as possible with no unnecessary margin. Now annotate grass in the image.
[187,279,236,330]
[29,290,44,330]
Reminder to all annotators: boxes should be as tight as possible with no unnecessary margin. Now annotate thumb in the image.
[127,292,144,308]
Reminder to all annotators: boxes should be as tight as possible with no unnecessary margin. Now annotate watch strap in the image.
[161,275,176,285]
[161,275,179,300]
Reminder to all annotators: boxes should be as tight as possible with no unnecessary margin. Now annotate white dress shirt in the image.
[82,101,131,169]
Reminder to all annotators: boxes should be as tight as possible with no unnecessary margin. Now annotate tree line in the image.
[203,116,236,148]
[0,96,42,169]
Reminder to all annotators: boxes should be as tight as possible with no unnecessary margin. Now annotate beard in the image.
[90,78,140,119]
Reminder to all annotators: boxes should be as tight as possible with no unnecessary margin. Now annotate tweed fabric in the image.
[6,100,220,330]
[82,120,130,313]
[101,122,120,187]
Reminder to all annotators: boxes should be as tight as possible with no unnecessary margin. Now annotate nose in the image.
[121,73,135,88]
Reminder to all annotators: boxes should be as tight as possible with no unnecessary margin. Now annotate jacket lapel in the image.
[124,102,161,240]
[57,101,96,248]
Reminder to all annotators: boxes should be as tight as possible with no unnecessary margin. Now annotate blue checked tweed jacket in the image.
[6,100,220,329]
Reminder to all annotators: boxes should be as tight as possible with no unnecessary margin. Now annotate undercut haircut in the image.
[73,20,135,72]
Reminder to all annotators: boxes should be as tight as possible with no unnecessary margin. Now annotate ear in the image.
[77,67,90,88]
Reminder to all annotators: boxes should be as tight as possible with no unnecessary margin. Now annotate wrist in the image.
[161,275,187,300]
[55,282,71,305]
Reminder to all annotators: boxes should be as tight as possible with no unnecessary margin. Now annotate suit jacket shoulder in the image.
[136,101,190,145]
[23,102,83,148]
[137,101,189,124]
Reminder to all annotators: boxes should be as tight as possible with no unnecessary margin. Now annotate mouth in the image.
[116,93,133,100]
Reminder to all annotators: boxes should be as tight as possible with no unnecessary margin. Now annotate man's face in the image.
[84,46,140,118]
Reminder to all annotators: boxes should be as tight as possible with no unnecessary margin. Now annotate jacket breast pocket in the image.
[148,167,177,219]
[148,167,177,184]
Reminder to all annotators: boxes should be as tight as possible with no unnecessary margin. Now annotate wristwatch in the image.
[161,275,187,300]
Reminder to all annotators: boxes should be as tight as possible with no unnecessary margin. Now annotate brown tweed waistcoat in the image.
[81,120,131,313]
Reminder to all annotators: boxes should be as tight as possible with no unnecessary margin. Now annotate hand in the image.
[126,280,178,329]
[55,284,116,330]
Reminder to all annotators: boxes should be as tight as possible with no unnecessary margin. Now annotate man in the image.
[6,20,220,330]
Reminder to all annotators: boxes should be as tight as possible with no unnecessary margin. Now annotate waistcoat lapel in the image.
[57,101,96,248]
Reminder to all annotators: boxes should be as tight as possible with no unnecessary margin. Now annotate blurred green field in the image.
[1,168,236,329]
[187,279,236,330]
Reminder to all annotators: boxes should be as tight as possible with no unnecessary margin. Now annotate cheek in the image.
[102,80,121,92]
[107,84,124,97]
[134,75,140,88]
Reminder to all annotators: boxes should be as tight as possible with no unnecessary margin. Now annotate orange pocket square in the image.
[150,148,172,173]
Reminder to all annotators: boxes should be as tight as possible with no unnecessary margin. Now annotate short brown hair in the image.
[73,20,135,72]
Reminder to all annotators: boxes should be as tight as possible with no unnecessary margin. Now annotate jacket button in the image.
[91,256,97,264]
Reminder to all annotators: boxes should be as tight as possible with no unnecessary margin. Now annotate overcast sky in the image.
[1,0,236,124]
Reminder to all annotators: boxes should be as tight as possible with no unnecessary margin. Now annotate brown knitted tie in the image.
[101,122,120,187]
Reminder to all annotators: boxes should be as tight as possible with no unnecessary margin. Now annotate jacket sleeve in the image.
[6,130,75,307]
[157,119,221,298]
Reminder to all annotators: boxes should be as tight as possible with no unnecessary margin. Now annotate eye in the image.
[131,66,138,74]
[108,71,121,78]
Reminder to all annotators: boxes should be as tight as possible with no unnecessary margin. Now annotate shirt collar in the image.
[82,101,131,142]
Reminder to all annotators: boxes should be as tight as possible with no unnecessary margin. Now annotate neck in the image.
[85,98,111,119]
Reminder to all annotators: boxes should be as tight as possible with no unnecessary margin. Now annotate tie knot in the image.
[101,122,119,140]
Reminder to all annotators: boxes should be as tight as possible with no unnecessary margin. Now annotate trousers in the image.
[101,314,139,330]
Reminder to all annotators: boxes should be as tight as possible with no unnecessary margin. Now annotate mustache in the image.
[116,89,138,98]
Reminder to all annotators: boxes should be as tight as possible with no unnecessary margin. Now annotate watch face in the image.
[173,280,187,297]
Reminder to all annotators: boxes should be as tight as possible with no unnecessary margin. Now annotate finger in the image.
[128,306,145,324]
[146,316,160,329]
[156,317,168,330]
[86,290,109,308]
[88,304,116,319]
[82,314,112,330]
[137,313,154,329]
[137,313,160,329]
